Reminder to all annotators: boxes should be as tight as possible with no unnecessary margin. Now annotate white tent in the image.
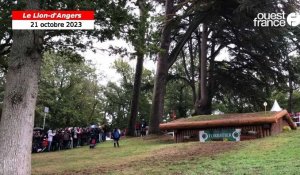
[212,109,224,115]
[270,100,282,112]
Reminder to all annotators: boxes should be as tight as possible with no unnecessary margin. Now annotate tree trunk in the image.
[288,78,293,112]
[128,53,144,136]
[0,1,44,174]
[287,57,293,112]
[181,49,197,104]
[188,39,197,104]
[206,38,217,114]
[127,0,147,136]
[149,0,174,134]
[194,24,209,115]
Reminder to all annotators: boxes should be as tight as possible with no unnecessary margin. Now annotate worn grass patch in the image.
[154,129,300,175]
[32,129,300,175]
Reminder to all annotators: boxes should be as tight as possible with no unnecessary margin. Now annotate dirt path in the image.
[58,138,241,175]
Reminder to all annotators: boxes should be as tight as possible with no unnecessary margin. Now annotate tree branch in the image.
[167,9,212,69]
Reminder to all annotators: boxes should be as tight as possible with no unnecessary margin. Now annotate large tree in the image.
[102,59,153,130]
[194,24,209,115]
[0,0,130,174]
[149,0,214,133]
[0,1,43,174]
[149,0,300,133]
[149,0,174,134]
[127,0,152,136]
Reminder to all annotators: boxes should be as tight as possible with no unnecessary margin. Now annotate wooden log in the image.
[283,114,297,130]
[160,110,297,130]
[179,131,183,142]
[258,126,262,138]
[160,117,276,130]
[270,123,276,135]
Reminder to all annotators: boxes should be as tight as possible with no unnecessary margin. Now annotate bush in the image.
[283,126,291,132]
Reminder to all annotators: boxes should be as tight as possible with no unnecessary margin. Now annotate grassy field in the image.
[32,129,300,175]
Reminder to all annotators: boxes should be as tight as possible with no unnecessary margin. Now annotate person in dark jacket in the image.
[112,128,120,147]
[89,128,97,149]
[141,119,147,137]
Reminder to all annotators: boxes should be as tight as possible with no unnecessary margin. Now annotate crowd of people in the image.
[32,126,122,153]
[32,119,149,153]
[135,119,148,137]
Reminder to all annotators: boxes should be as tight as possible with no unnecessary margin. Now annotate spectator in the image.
[99,126,103,143]
[102,125,107,141]
[135,122,141,137]
[112,128,120,148]
[141,119,147,137]
[77,127,83,146]
[52,131,60,151]
[47,129,56,151]
[74,127,81,147]
[63,130,70,149]
[42,136,48,152]
[89,128,97,149]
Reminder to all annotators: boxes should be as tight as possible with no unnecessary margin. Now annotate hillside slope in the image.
[32,129,300,175]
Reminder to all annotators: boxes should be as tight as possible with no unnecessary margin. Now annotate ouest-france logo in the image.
[253,12,300,27]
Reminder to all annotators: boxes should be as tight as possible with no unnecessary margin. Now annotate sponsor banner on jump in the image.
[199,129,241,142]
[12,10,94,30]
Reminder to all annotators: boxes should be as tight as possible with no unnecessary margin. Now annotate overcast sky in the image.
[81,38,235,86]
[81,39,156,85]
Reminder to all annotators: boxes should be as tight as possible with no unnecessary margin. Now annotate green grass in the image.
[179,111,275,122]
[161,129,300,175]
[32,129,300,175]
[32,137,174,175]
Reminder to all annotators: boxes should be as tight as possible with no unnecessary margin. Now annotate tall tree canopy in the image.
[149,0,300,133]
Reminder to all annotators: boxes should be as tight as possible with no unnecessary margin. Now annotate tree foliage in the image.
[0,0,131,66]
[36,51,103,128]
[102,59,153,130]
[150,0,300,130]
